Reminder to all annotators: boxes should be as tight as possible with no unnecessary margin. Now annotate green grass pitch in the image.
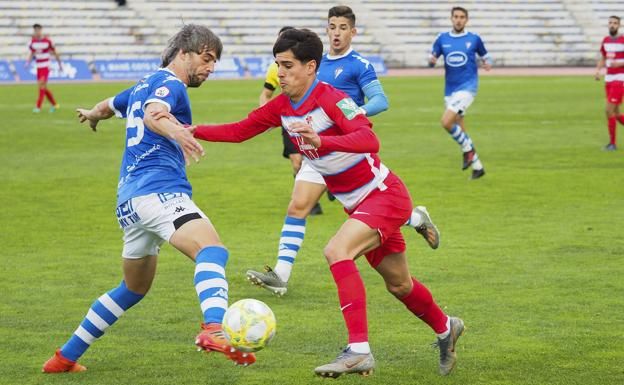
[0,75,622,385]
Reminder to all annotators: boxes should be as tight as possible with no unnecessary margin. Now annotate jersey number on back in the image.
[126,101,144,147]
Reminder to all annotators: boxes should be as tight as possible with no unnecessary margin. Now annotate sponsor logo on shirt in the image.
[155,86,170,97]
[445,51,468,67]
[336,98,360,120]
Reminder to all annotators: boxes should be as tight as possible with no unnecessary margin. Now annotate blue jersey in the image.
[431,31,489,96]
[110,68,193,206]
[317,49,379,106]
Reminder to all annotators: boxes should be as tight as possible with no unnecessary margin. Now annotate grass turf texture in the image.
[0,76,622,385]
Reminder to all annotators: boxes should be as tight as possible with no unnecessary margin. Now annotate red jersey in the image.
[29,36,55,69]
[600,35,624,82]
[194,80,390,211]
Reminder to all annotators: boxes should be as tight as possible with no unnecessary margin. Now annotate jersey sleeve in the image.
[264,63,279,91]
[143,78,186,113]
[108,86,133,118]
[354,55,379,89]
[431,34,443,58]
[319,92,379,153]
[194,97,282,143]
[476,35,488,57]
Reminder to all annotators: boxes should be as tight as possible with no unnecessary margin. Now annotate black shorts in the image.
[281,127,299,158]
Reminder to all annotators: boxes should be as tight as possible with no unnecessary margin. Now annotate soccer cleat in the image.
[49,104,60,113]
[32,107,41,113]
[327,191,336,201]
[413,206,440,249]
[314,347,375,378]
[42,349,87,373]
[195,323,256,366]
[246,265,288,296]
[433,317,465,376]
[462,149,476,170]
[604,143,617,151]
[471,168,486,180]
[309,202,323,216]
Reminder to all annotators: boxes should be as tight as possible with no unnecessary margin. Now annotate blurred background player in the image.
[246,6,437,296]
[595,15,624,151]
[187,28,463,378]
[260,26,323,216]
[27,23,62,113]
[429,7,492,179]
[42,25,256,373]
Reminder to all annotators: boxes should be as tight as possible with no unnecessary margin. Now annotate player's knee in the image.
[125,280,152,295]
[287,197,311,218]
[386,281,412,298]
[441,118,453,130]
[323,243,349,264]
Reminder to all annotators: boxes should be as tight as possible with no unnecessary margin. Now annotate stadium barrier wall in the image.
[2,56,387,83]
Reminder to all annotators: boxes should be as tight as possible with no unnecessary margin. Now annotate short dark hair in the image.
[328,5,356,27]
[609,15,621,22]
[451,7,468,17]
[33,23,42,29]
[279,26,295,35]
[273,28,323,71]
[161,24,223,67]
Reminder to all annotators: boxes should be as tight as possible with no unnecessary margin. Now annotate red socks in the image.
[400,277,448,334]
[45,89,57,106]
[37,88,45,108]
[608,117,617,145]
[329,260,368,343]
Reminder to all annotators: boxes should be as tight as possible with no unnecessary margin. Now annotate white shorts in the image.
[444,91,475,116]
[294,158,326,185]
[116,192,209,259]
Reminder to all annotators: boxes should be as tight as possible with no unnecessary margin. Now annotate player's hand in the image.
[76,108,99,132]
[428,56,437,68]
[482,62,492,71]
[150,110,182,126]
[289,121,321,148]
[172,126,205,165]
[594,71,601,81]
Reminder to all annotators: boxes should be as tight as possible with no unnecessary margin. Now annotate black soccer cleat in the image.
[471,168,485,180]
[309,202,323,216]
[462,149,476,170]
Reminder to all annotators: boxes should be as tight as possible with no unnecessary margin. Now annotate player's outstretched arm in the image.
[76,98,116,132]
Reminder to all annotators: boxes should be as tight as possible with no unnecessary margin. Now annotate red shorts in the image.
[605,81,623,105]
[37,67,50,82]
[347,173,413,267]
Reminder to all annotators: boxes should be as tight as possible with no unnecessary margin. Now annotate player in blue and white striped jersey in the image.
[429,6,492,179]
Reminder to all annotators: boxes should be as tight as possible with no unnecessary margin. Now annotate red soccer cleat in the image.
[42,349,87,373]
[195,323,256,366]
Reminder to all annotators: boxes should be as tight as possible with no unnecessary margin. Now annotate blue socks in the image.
[60,281,144,361]
[273,216,306,282]
[194,246,229,324]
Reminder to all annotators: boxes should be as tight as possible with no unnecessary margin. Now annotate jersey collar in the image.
[326,47,353,60]
[449,30,468,37]
[159,67,187,87]
[290,79,319,110]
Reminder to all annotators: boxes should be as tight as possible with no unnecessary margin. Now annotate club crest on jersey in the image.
[336,98,360,120]
[334,67,344,79]
[155,86,169,97]
[305,115,313,125]
[466,42,472,49]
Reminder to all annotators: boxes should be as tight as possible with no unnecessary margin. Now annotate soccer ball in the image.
[222,299,276,352]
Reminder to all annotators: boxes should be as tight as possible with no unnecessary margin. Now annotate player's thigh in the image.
[289,153,303,174]
[324,218,380,264]
[440,108,459,130]
[373,251,413,297]
[289,169,326,216]
[123,255,158,294]
[169,218,222,260]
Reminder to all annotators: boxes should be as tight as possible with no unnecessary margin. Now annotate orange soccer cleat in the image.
[42,349,87,373]
[195,323,256,366]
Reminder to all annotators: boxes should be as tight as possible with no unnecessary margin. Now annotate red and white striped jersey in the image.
[194,80,389,211]
[600,35,624,82]
[29,36,55,69]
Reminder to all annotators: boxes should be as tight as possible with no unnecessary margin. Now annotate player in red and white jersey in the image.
[595,15,624,151]
[164,28,464,378]
[26,24,62,113]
